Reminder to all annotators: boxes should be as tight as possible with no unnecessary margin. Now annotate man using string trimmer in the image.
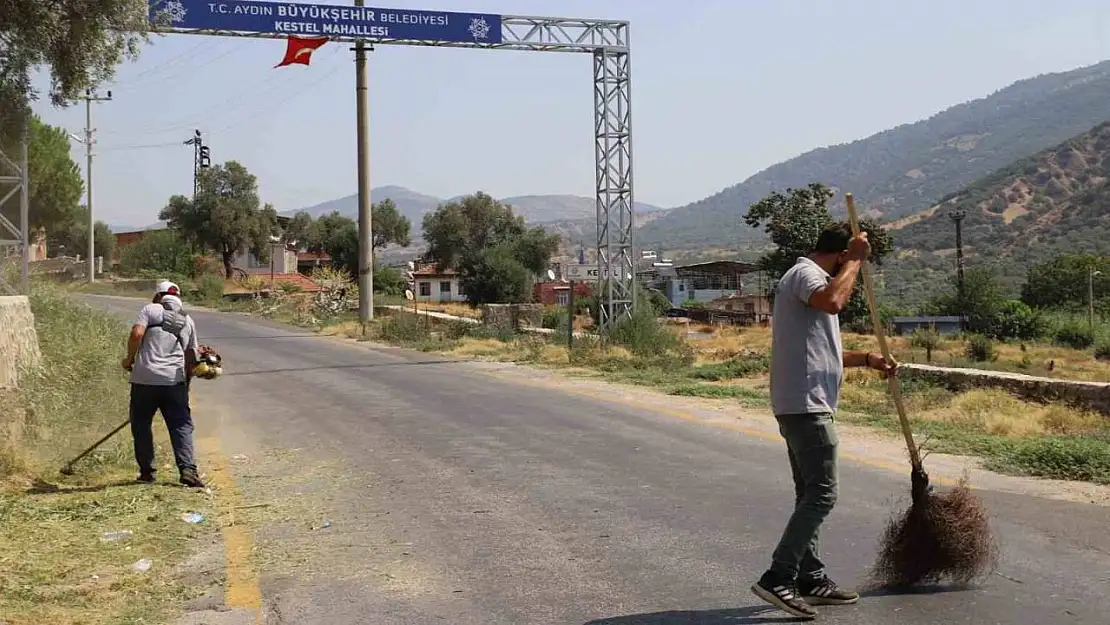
[750,223,897,619]
[121,281,206,488]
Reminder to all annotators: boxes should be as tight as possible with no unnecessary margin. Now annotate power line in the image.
[212,59,346,133]
[110,40,234,93]
[103,47,345,137]
[98,140,186,152]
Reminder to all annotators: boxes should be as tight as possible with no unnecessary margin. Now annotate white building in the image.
[413,263,467,303]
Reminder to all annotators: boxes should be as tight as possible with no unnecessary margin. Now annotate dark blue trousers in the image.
[128,383,197,474]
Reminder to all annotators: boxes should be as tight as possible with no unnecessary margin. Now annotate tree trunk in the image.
[222,250,235,279]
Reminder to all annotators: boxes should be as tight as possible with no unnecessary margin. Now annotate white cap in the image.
[155,280,180,297]
[160,294,183,310]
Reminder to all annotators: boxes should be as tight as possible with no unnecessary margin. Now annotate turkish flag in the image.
[275,36,329,68]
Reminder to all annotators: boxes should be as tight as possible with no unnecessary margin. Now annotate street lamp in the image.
[1089,268,1101,332]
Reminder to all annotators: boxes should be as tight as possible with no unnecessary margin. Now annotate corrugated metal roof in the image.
[891,316,963,324]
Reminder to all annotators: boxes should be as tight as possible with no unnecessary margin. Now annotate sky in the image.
[29,0,1110,228]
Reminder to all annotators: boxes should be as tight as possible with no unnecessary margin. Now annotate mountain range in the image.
[638,59,1110,251]
[108,188,665,235]
[285,185,666,231]
[883,119,1110,305]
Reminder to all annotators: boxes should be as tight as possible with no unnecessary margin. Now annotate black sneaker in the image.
[751,572,818,619]
[799,576,860,606]
[137,472,156,484]
[179,470,205,488]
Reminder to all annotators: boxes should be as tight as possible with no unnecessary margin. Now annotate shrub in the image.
[1095,341,1110,361]
[195,274,225,301]
[990,435,1110,484]
[377,313,430,344]
[690,353,769,380]
[909,327,944,361]
[607,309,694,368]
[117,229,199,278]
[965,334,995,362]
[374,265,406,296]
[541,306,563,330]
[989,300,1044,340]
[1053,321,1094,349]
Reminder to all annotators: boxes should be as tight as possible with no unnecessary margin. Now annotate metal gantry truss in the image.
[157,13,637,328]
[0,116,30,295]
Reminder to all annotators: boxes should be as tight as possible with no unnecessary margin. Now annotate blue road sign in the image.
[149,1,503,44]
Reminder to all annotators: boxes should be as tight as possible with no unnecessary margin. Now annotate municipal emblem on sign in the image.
[162,1,188,24]
[468,17,491,40]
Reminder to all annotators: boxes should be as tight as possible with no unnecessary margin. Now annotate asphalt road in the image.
[87,296,1110,625]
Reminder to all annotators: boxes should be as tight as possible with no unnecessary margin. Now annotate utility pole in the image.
[1089,268,1101,332]
[949,206,966,328]
[354,0,374,327]
[84,89,112,283]
[184,129,201,198]
[184,129,210,199]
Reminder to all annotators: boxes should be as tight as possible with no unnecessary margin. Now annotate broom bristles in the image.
[870,477,998,588]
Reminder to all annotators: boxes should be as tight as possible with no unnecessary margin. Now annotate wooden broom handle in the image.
[844,194,922,470]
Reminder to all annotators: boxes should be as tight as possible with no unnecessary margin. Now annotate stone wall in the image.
[481,304,544,331]
[0,296,41,388]
[902,363,1110,416]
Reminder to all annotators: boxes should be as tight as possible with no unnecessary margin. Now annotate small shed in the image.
[891,316,964,336]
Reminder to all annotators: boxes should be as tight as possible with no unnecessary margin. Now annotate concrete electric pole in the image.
[83,89,112,283]
[354,1,374,328]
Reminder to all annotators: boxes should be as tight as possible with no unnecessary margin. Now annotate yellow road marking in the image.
[198,435,264,616]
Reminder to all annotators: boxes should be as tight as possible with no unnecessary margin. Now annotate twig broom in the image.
[845,193,997,588]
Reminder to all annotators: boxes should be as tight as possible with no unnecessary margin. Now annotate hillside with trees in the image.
[886,120,1110,305]
[640,60,1110,251]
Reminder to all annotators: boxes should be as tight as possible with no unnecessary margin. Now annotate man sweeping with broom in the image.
[751,223,896,619]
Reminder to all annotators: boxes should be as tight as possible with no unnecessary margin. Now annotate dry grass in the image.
[421,302,482,319]
[0,463,216,625]
[688,324,1110,383]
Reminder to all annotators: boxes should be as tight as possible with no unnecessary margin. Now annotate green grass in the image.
[838,383,1110,485]
[0,281,219,624]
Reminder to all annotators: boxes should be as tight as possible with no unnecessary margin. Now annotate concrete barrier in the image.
[0,295,41,389]
[902,363,1110,416]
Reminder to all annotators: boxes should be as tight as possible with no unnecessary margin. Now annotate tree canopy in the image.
[0,115,85,233]
[159,161,278,278]
[297,200,412,278]
[1,0,149,108]
[744,183,893,279]
[1021,253,1110,312]
[744,183,892,327]
[371,198,411,250]
[48,208,115,261]
[422,192,560,305]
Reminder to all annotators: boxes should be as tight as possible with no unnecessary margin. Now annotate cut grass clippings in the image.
[1,281,219,624]
[0,473,216,625]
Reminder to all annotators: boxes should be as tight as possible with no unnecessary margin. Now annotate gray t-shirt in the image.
[129,303,199,386]
[769,257,844,416]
